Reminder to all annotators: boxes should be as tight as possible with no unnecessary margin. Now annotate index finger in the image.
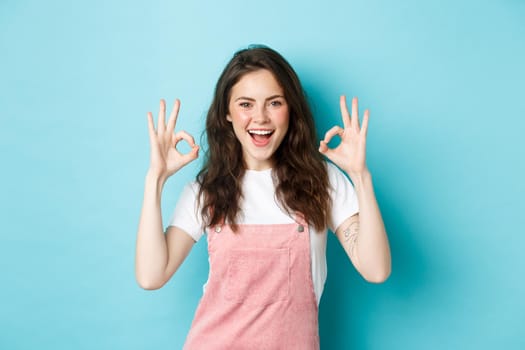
[166,99,181,134]
[340,95,351,129]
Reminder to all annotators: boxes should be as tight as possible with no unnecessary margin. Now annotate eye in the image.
[239,102,251,108]
[270,100,283,107]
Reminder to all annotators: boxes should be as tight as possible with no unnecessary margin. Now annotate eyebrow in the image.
[234,94,285,102]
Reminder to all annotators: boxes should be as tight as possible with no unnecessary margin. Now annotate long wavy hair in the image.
[197,45,331,232]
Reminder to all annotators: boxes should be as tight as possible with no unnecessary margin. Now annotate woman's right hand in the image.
[146,99,199,181]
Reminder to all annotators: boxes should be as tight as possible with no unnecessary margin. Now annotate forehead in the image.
[230,69,284,99]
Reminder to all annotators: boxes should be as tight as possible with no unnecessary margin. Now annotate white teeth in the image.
[248,130,273,135]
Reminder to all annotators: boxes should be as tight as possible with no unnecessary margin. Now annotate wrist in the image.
[347,168,372,190]
[145,170,167,193]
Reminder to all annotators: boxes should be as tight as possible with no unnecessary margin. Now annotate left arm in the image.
[334,172,391,283]
[320,96,391,283]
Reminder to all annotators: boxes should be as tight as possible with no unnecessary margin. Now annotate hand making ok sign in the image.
[319,96,369,178]
[146,99,199,180]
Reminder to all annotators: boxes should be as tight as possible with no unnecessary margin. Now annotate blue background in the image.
[1,0,524,349]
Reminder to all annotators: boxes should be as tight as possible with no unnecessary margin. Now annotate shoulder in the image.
[173,181,203,217]
[179,180,201,200]
[186,180,200,192]
[325,161,339,176]
[168,180,205,241]
[324,161,351,188]
[324,161,359,231]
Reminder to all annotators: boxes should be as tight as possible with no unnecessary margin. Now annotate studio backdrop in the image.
[1,0,524,349]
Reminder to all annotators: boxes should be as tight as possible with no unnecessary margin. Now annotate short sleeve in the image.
[167,182,205,242]
[327,162,359,232]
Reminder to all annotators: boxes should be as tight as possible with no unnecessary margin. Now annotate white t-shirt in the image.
[168,162,359,305]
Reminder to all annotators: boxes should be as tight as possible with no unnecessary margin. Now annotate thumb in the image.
[319,141,336,162]
[182,145,200,163]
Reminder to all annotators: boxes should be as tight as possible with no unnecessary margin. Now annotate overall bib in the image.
[183,219,320,350]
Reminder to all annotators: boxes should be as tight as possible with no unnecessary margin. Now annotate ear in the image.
[226,114,232,122]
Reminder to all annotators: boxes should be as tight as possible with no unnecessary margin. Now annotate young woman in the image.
[135,46,391,349]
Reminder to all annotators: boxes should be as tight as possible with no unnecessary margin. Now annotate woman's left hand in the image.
[319,96,369,178]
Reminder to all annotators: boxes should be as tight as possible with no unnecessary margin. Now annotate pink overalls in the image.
[183,219,320,349]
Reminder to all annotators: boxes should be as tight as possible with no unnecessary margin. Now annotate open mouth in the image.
[248,129,274,145]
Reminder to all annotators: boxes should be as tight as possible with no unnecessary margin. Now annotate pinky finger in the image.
[361,110,370,137]
[147,112,157,139]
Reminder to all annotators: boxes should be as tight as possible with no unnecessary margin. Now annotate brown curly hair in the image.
[197,45,331,232]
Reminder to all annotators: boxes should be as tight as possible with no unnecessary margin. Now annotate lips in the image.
[248,129,274,146]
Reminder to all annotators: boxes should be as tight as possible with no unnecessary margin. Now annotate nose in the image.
[253,105,270,123]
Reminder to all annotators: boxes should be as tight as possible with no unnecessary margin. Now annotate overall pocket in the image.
[225,248,290,306]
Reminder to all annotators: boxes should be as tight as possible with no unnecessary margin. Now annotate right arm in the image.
[135,99,199,290]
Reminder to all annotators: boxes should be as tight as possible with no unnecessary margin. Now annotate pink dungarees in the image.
[183,219,320,349]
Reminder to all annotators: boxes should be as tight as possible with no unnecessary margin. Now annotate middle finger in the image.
[167,99,180,134]
[351,97,360,130]
[340,96,351,129]
[157,99,166,135]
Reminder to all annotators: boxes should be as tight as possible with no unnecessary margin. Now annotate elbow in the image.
[135,262,169,290]
[363,267,391,284]
[135,274,165,291]
[137,280,163,290]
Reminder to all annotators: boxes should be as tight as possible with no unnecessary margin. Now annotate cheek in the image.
[230,111,251,128]
[275,107,290,127]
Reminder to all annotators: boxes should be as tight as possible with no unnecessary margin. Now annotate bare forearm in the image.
[135,171,169,289]
[349,169,391,282]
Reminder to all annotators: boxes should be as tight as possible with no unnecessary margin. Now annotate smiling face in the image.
[227,69,290,170]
